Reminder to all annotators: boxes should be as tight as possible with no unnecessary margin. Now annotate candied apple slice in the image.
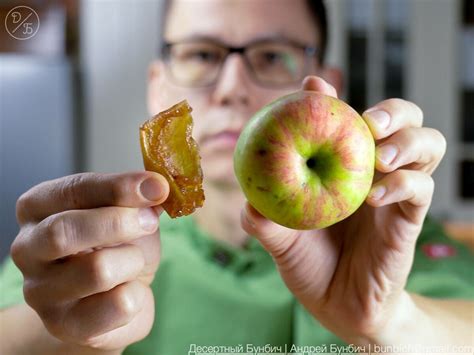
[140,100,205,217]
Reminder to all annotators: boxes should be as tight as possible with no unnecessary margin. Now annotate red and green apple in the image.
[233,91,375,230]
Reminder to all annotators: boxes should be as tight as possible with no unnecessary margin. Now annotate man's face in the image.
[148,0,320,187]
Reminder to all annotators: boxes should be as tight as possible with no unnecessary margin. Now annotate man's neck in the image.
[193,181,249,248]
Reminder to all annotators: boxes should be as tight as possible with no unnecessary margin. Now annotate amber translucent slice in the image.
[140,100,205,217]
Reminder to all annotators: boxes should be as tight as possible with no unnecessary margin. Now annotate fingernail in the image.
[242,208,256,229]
[377,144,398,165]
[140,177,163,201]
[138,208,158,231]
[369,185,386,200]
[364,109,391,129]
[246,214,256,229]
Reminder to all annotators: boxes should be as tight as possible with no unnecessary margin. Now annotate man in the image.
[0,0,472,354]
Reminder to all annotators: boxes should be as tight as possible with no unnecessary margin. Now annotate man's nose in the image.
[212,54,251,107]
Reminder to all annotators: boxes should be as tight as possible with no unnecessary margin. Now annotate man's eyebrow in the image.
[165,34,224,44]
[165,32,314,46]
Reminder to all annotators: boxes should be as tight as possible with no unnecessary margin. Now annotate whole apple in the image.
[233,91,375,230]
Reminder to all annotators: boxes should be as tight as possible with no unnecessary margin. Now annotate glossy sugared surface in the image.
[140,100,205,217]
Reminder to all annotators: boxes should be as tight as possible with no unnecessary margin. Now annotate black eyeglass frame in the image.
[160,37,319,88]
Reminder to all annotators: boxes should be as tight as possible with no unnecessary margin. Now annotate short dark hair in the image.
[158,0,328,64]
[306,0,328,64]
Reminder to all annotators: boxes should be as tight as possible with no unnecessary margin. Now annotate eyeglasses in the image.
[161,38,318,88]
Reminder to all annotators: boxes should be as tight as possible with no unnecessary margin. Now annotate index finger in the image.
[362,98,423,140]
[16,171,170,224]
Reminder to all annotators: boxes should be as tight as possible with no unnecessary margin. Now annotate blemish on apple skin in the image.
[256,186,270,192]
[276,199,286,208]
[257,149,267,157]
[245,177,253,189]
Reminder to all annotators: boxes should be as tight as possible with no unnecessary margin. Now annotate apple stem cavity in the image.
[306,157,317,169]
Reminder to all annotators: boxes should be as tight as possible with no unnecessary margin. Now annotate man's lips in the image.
[202,130,241,149]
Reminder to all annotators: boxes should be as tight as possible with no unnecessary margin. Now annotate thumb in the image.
[301,75,338,98]
[240,202,300,257]
[241,202,338,304]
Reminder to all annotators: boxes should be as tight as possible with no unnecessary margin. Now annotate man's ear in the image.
[147,59,166,116]
[320,66,343,97]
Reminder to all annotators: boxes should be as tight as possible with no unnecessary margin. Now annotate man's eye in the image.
[188,50,219,63]
[261,51,284,64]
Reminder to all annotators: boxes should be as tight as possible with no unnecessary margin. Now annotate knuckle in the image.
[111,286,140,321]
[10,235,25,267]
[106,208,126,235]
[382,98,424,125]
[59,174,86,207]
[16,190,35,224]
[23,281,59,318]
[406,128,422,157]
[392,170,410,190]
[425,175,435,193]
[403,127,418,143]
[431,128,447,155]
[131,246,146,270]
[404,100,423,123]
[11,227,37,271]
[41,311,66,341]
[393,128,416,152]
[23,280,40,308]
[88,252,115,291]
[384,97,404,107]
[42,215,71,258]
[110,182,123,205]
[380,98,405,114]
[413,103,424,124]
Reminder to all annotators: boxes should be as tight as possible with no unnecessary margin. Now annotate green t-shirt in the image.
[0,215,472,354]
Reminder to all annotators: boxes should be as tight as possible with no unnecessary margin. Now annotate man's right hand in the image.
[10,172,169,351]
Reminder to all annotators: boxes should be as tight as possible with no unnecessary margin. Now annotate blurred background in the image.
[0,0,473,261]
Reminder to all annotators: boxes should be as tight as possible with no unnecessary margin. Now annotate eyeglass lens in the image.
[166,40,309,87]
